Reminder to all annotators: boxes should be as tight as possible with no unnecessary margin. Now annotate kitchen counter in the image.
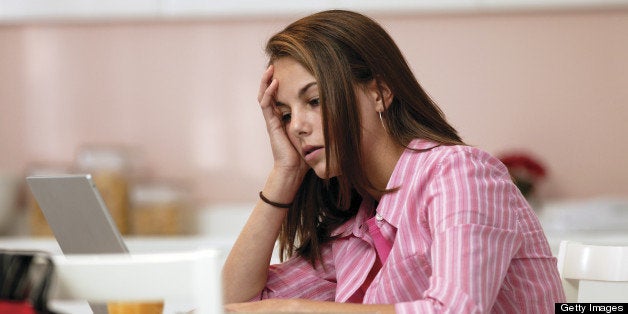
[536,196,628,254]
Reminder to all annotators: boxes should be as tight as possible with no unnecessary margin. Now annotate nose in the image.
[288,108,312,138]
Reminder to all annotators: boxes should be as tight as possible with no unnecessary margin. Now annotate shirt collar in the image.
[375,138,437,229]
[331,139,436,236]
[331,198,374,237]
[374,192,401,229]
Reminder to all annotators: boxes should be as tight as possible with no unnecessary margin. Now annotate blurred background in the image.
[0,0,627,252]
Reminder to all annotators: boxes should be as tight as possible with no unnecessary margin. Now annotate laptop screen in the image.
[26,174,128,255]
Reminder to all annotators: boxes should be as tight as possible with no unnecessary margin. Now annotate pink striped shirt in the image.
[259,139,565,313]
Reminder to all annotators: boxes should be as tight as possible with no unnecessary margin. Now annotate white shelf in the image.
[1,0,627,24]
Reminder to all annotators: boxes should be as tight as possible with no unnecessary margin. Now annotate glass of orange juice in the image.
[107,301,164,314]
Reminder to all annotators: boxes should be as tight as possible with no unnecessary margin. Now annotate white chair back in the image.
[50,249,224,314]
[557,240,628,302]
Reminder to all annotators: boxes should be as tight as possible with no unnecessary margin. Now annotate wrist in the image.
[259,191,292,208]
[261,168,304,204]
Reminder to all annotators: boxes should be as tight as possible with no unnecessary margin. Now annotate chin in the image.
[311,165,340,180]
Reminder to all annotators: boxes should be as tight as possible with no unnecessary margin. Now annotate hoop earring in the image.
[379,111,387,132]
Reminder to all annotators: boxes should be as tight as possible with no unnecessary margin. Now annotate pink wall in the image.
[1,9,627,203]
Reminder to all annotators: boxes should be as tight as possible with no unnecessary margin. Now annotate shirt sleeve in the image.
[396,148,525,313]
[257,244,338,301]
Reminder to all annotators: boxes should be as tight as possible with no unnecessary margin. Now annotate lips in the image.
[302,145,323,159]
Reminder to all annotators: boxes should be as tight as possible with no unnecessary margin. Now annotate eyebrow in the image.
[276,81,318,108]
[299,82,317,98]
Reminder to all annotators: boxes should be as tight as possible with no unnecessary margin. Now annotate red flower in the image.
[498,152,547,198]
[499,153,546,179]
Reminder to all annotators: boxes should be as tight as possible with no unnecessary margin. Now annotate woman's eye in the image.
[309,98,320,106]
[281,112,291,123]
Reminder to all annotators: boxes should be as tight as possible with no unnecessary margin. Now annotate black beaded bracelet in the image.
[259,191,292,208]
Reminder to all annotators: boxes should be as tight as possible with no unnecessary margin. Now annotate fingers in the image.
[262,78,278,107]
[257,66,281,127]
[259,78,279,120]
[257,65,274,103]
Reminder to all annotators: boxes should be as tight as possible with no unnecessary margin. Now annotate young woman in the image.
[222,10,565,313]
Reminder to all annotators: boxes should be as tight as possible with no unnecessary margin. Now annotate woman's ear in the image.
[366,78,394,112]
[377,79,394,109]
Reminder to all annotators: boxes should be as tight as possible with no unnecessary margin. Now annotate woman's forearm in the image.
[221,170,301,303]
[222,199,286,302]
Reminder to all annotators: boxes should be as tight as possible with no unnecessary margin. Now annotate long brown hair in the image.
[266,10,464,265]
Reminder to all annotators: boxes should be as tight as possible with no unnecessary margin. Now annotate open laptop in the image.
[27,174,132,314]
[26,174,128,255]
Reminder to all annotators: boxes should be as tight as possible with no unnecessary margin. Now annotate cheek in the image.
[310,108,324,134]
[286,131,300,151]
